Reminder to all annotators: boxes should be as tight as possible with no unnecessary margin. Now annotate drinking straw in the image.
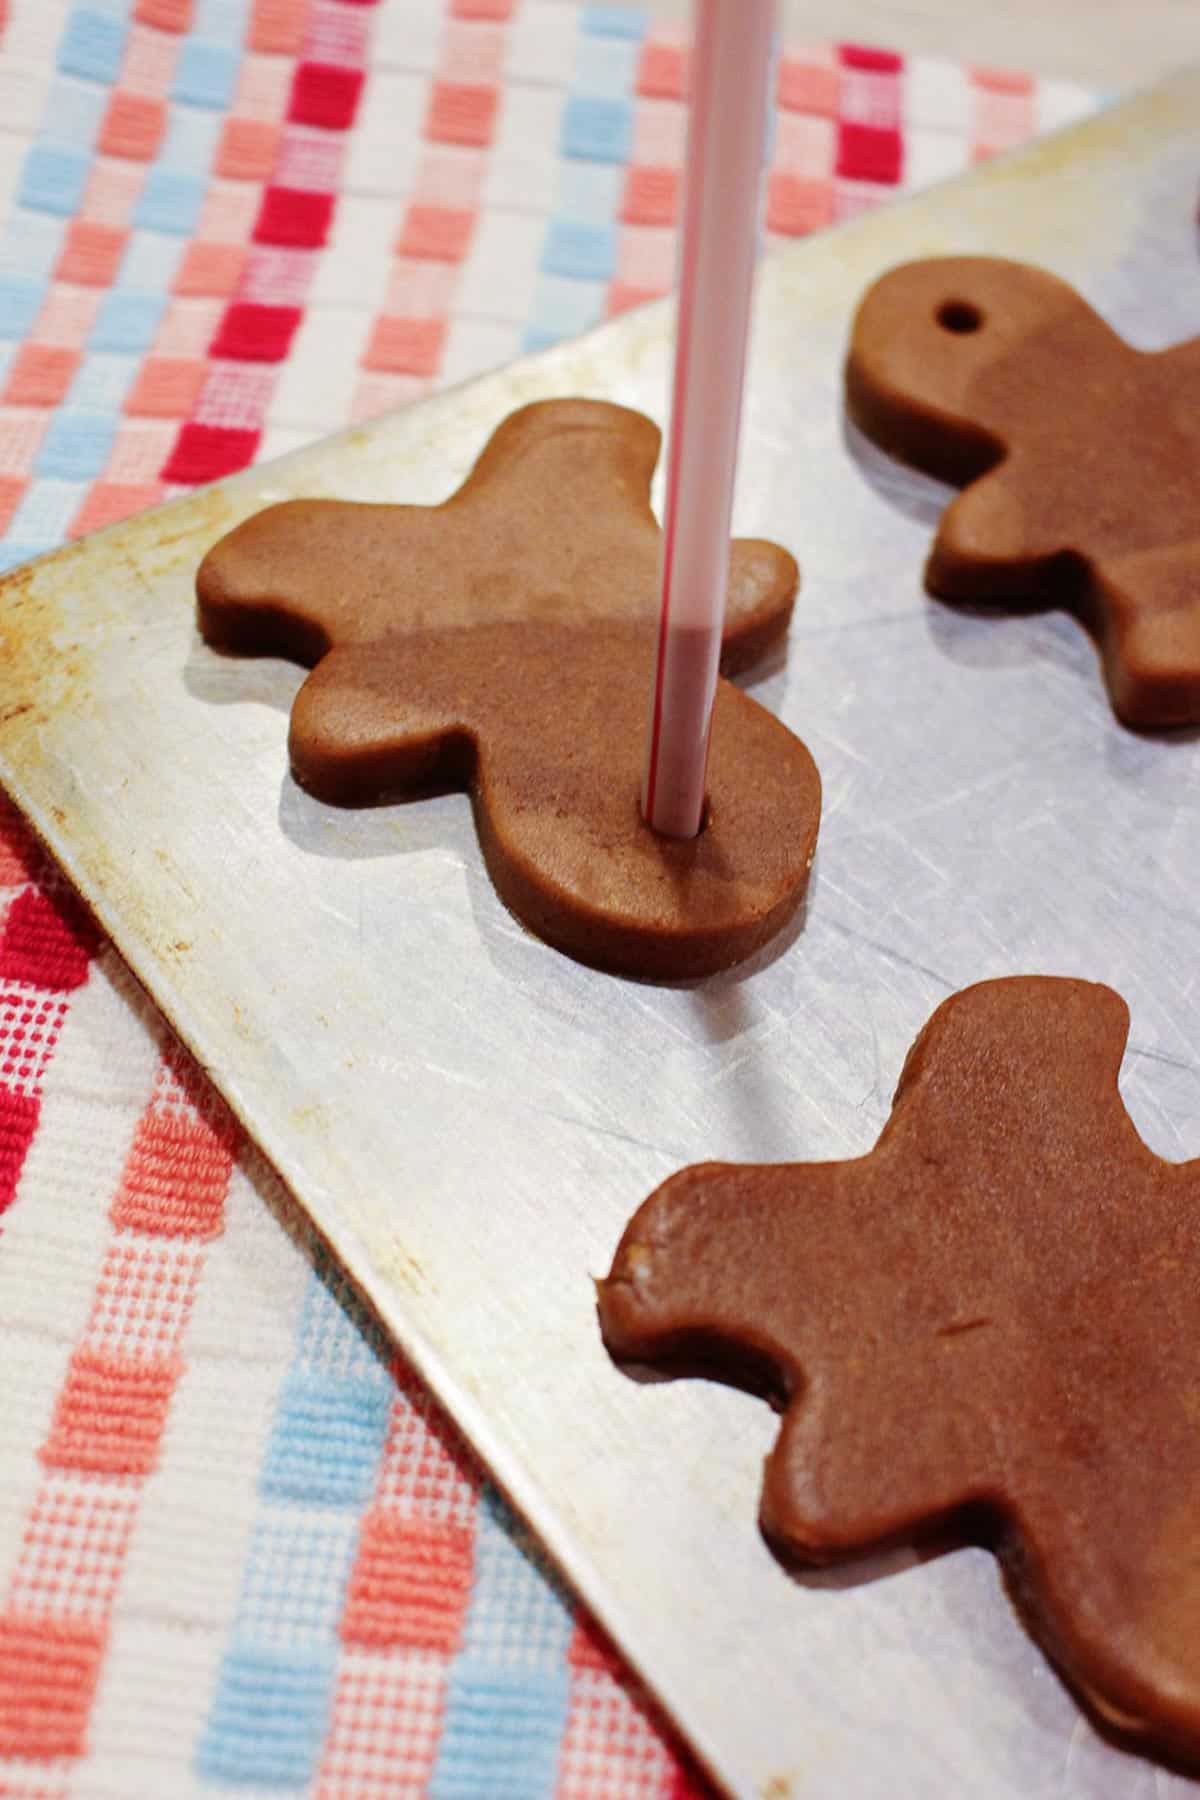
[641,0,777,839]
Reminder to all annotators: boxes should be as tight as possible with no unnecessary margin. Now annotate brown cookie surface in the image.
[598,976,1200,1766]
[846,256,1200,728]
[196,399,820,978]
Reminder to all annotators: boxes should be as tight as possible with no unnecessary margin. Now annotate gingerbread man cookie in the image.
[197,400,821,979]
[599,976,1200,1766]
[846,256,1200,728]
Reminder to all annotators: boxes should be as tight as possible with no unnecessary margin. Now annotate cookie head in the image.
[846,256,1094,481]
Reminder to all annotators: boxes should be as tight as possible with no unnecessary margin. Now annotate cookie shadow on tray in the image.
[276,770,819,1029]
[278,771,480,866]
[841,415,1096,681]
[779,1485,1200,1780]
[182,635,305,716]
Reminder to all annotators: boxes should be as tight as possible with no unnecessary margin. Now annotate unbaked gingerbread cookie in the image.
[197,400,821,979]
[846,255,1200,728]
[599,975,1200,1766]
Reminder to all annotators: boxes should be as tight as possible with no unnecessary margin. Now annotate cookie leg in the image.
[1097,547,1200,729]
[288,645,476,804]
[925,468,1077,609]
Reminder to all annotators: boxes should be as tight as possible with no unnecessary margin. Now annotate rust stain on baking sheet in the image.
[374,1238,429,1299]
[761,1774,796,1799]
[292,1097,332,1129]
[0,559,77,754]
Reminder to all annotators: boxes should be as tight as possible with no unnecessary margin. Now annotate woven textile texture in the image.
[0,2,1094,1794]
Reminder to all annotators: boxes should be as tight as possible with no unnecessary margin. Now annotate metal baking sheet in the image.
[2,70,1199,1798]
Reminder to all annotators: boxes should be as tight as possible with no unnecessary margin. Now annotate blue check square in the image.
[259,1372,392,1507]
[36,412,117,481]
[90,291,166,353]
[560,94,634,163]
[430,1662,571,1799]
[197,1644,336,1788]
[541,218,617,283]
[19,144,90,217]
[57,8,126,84]
[135,170,206,236]
[581,4,648,37]
[0,279,46,340]
[173,39,239,109]
[10,479,85,545]
[521,324,566,354]
[0,544,46,575]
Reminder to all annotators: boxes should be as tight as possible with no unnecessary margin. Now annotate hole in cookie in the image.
[936,299,983,334]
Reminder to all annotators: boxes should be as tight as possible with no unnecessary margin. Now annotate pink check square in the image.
[80,159,144,228]
[350,372,429,421]
[173,241,247,296]
[238,245,315,306]
[839,65,901,131]
[216,118,282,181]
[777,47,839,117]
[772,111,836,179]
[104,419,179,482]
[384,256,459,317]
[249,0,306,54]
[440,20,507,81]
[154,297,225,356]
[274,127,345,192]
[199,181,261,242]
[193,362,275,430]
[302,2,368,65]
[616,223,675,293]
[120,22,180,96]
[34,286,102,347]
[631,99,686,166]
[426,81,499,147]
[411,147,485,211]
[104,417,178,482]
[0,410,52,478]
[235,54,293,121]
[973,86,1035,150]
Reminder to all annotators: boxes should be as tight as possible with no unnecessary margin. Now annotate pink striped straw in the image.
[642,0,776,840]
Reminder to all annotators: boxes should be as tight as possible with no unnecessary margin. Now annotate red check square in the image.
[836,120,902,184]
[254,185,334,247]
[288,61,364,130]
[162,422,260,482]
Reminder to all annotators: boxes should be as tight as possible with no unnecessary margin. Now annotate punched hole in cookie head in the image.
[937,299,984,334]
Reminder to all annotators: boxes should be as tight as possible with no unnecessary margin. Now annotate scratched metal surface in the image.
[2,70,1200,1799]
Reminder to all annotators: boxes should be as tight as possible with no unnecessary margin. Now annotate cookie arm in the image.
[1092,546,1200,729]
[722,540,800,675]
[598,1160,816,1396]
[925,463,1080,606]
[197,500,438,658]
[846,258,1099,478]
[287,644,476,805]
